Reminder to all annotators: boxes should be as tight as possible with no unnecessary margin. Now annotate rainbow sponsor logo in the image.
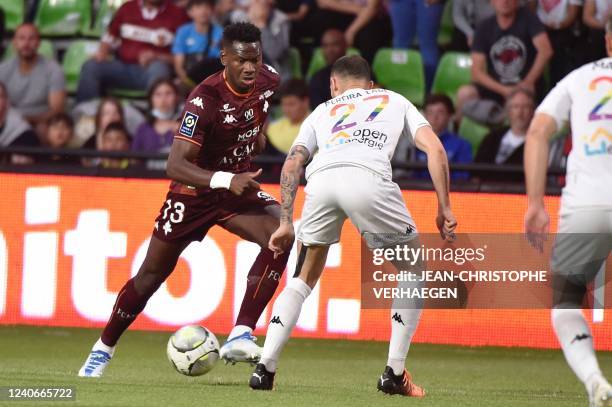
[325,131,351,149]
[581,128,612,156]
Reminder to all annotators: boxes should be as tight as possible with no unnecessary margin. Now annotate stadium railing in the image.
[0,146,565,195]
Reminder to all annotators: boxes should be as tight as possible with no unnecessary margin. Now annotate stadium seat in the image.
[288,47,302,79]
[82,0,127,38]
[372,48,425,106]
[34,0,92,36]
[306,47,360,80]
[3,39,55,60]
[431,52,472,102]
[110,88,147,99]
[0,0,25,31]
[437,0,454,47]
[458,117,490,155]
[63,40,99,93]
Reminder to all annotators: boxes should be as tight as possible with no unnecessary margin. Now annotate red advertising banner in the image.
[0,173,610,349]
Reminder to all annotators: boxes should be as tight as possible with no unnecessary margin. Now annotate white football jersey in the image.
[292,88,430,180]
[536,57,612,213]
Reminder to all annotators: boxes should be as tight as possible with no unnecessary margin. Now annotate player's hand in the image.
[268,223,295,256]
[228,169,262,195]
[436,207,457,242]
[524,203,549,252]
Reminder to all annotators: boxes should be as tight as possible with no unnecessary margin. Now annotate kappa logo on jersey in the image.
[220,103,236,112]
[265,64,278,74]
[257,191,276,202]
[190,97,204,108]
[224,114,237,124]
[179,112,198,138]
[263,100,269,113]
[245,109,255,121]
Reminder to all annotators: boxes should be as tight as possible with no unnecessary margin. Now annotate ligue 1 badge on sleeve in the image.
[179,112,199,138]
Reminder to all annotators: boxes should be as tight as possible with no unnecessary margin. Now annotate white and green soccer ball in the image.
[166,325,220,376]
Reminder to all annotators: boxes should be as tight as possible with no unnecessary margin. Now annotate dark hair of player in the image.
[279,79,309,99]
[187,0,214,9]
[331,55,371,81]
[424,93,455,115]
[102,122,132,142]
[222,22,261,48]
[47,112,74,129]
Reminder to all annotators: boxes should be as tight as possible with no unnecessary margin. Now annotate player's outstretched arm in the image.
[414,126,457,241]
[167,139,262,195]
[524,113,556,248]
[268,145,310,255]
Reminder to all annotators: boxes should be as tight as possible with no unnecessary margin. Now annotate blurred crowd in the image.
[0,0,609,183]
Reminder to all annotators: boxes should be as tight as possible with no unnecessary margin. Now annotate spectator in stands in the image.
[266,79,310,155]
[99,122,132,169]
[277,0,313,48]
[39,113,78,165]
[313,0,391,64]
[389,0,444,91]
[83,98,126,150]
[215,0,237,25]
[583,0,611,62]
[0,24,66,134]
[309,29,348,109]
[231,0,291,81]
[474,87,535,182]
[132,79,180,153]
[76,0,189,102]
[173,0,224,88]
[0,81,39,149]
[536,0,582,85]
[419,94,472,180]
[452,0,495,50]
[456,0,552,120]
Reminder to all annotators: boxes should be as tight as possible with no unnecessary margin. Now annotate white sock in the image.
[260,278,312,372]
[228,325,252,340]
[387,307,423,376]
[552,308,603,391]
[94,338,115,357]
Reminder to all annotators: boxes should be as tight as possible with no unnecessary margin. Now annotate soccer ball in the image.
[166,325,220,376]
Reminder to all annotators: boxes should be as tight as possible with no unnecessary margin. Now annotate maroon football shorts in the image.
[152,188,279,243]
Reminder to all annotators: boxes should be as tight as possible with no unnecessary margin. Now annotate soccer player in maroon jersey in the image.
[79,22,291,377]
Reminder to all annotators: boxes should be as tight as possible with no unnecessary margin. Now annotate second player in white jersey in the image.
[536,57,612,213]
[293,88,430,181]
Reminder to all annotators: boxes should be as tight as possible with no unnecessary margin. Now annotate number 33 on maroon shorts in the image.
[152,188,279,243]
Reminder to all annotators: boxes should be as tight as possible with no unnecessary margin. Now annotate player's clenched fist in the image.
[229,169,262,195]
[436,207,457,242]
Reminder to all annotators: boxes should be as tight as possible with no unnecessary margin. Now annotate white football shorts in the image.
[297,165,417,249]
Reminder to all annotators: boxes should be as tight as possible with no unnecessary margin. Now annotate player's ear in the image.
[368,80,374,90]
[330,76,336,98]
[220,49,227,67]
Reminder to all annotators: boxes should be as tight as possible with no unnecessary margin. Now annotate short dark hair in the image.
[187,0,214,8]
[222,22,261,47]
[102,122,131,140]
[279,79,309,99]
[424,93,455,115]
[506,87,535,106]
[331,55,371,81]
[47,112,74,129]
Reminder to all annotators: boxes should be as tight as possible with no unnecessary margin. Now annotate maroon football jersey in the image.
[174,65,279,181]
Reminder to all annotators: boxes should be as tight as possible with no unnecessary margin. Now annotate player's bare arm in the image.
[524,112,557,248]
[268,145,310,254]
[166,139,262,196]
[414,126,457,241]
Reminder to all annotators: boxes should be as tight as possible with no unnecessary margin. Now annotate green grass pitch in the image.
[0,325,609,406]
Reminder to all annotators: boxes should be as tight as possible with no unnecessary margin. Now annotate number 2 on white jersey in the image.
[330,94,389,134]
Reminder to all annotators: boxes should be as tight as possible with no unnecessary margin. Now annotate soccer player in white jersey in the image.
[524,17,612,407]
[248,55,458,395]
